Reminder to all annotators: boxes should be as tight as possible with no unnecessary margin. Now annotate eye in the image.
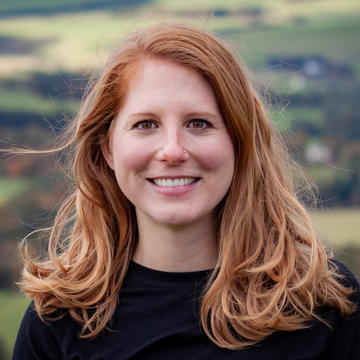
[134,120,157,130]
[187,119,211,129]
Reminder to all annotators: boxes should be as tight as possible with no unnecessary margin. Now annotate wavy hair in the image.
[18,23,355,349]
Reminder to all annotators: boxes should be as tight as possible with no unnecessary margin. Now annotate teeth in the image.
[153,177,197,187]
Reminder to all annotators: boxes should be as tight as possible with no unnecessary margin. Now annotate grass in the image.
[311,208,360,248]
[0,0,134,12]
[231,16,360,66]
[0,2,358,357]
[0,178,31,206]
[0,11,160,74]
[0,2,358,74]
[1,0,359,15]
[304,164,354,189]
[0,290,30,359]
[271,106,325,132]
[0,0,80,11]
[0,88,79,114]
[155,0,360,15]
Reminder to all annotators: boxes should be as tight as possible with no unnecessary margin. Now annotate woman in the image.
[13,23,360,359]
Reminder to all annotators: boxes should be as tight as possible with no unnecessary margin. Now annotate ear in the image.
[101,137,115,170]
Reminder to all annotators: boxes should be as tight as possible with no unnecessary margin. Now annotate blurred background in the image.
[0,0,359,358]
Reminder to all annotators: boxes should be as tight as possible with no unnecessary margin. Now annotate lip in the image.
[150,175,199,180]
[146,176,201,195]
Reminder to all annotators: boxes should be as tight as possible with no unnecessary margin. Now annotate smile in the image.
[149,177,199,187]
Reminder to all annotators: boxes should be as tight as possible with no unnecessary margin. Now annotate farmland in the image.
[0,1,359,359]
[0,1,359,74]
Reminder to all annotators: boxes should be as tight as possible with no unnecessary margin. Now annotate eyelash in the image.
[187,119,211,129]
[134,120,156,130]
[134,119,211,130]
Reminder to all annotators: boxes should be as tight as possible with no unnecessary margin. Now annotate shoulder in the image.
[12,302,78,359]
[17,302,53,337]
[327,258,360,321]
[321,259,360,359]
[19,301,72,332]
[329,258,360,300]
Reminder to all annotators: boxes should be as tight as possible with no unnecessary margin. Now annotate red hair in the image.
[18,23,355,349]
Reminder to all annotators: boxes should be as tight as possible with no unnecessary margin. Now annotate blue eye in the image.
[135,120,157,130]
[188,119,210,129]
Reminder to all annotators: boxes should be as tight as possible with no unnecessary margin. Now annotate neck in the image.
[133,214,217,272]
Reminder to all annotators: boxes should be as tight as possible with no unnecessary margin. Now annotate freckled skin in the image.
[103,57,235,228]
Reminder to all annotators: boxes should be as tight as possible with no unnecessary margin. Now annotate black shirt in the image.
[13,260,360,359]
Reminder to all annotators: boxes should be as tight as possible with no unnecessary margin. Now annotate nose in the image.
[155,128,189,164]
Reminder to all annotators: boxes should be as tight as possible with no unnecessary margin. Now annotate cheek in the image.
[112,141,151,175]
[198,137,235,172]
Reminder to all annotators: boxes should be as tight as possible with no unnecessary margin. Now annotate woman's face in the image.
[104,57,235,228]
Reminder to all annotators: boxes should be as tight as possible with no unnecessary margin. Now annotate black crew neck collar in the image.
[126,260,213,287]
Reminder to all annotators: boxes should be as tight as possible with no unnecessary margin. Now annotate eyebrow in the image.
[186,111,219,119]
[128,112,158,118]
[128,111,219,119]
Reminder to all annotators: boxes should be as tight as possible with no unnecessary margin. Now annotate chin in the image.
[156,216,196,227]
[152,210,209,228]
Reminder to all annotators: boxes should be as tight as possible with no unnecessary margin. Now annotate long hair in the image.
[19,23,355,349]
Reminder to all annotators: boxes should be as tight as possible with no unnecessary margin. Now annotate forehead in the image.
[120,57,220,114]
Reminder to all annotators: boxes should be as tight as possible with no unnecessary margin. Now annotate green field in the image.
[0,89,79,115]
[156,0,360,15]
[0,2,359,358]
[311,208,360,248]
[0,291,30,359]
[0,0,122,12]
[0,88,79,114]
[0,0,359,74]
[0,0,358,142]
[0,178,31,206]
